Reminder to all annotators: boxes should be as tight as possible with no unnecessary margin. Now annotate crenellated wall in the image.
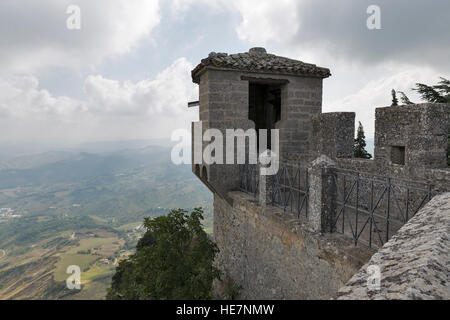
[375,103,449,169]
[311,112,355,160]
[211,103,450,299]
[190,49,450,300]
[346,104,448,193]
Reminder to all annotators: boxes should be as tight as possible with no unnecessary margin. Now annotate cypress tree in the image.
[354,122,372,159]
[391,89,398,106]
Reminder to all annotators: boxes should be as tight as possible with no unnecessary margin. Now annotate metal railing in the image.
[239,164,259,197]
[330,168,434,249]
[238,163,436,249]
[272,163,309,219]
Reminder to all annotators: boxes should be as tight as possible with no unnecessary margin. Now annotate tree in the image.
[396,77,450,104]
[391,89,398,106]
[413,77,450,103]
[354,122,372,159]
[106,208,221,300]
[394,78,449,166]
[397,91,414,105]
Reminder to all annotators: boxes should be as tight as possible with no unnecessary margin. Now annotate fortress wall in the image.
[213,191,373,300]
[337,158,450,193]
[338,192,450,300]
[334,104,450,193]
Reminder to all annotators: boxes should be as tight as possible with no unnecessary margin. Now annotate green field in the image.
[0,145,213,300]
[0,222,145,300]
[54,254,100,282]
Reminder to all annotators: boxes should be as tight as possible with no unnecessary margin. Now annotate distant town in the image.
[0,208,22,222]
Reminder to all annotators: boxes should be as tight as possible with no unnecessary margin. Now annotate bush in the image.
[106,208,221,300]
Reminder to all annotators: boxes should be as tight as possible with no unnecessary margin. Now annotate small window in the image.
[391,146,406,165]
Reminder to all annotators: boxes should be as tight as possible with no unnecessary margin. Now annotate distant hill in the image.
[0,142,213,300]
[0,151,75,170]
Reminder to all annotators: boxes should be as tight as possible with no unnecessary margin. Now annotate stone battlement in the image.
[190,48,450,300]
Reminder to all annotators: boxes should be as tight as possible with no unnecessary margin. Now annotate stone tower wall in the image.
[193,68,325,200]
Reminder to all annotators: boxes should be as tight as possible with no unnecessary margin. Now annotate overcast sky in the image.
[0,0,448,145]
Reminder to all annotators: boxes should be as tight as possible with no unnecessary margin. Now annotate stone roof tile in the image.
[192,47,331,83]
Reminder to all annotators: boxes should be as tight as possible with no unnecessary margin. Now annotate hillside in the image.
[0,143,212,300]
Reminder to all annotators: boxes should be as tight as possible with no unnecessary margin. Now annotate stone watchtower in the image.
[191,47,331,198]
[189,49,450,300]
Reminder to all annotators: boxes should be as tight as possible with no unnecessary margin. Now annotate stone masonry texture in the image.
[192,47,331,84]
[191,48,450,300]
[214,192,373,300]
[311,112,355,160]
[338,192,450,300]
[375,103,449,169]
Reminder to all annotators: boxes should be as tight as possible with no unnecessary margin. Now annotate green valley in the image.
[0,142,212,300]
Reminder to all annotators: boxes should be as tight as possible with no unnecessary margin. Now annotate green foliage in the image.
[397,91,414,105]
[0,215,113,249]
[106,208,221,300]
[391,89,398,106]
[353,122,372,159]
[0,148,213,226]
[395,77,450,105]
[0,146,213,300]
[413,77,450,103]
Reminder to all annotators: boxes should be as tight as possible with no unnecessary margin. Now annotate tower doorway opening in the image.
[248,83,282,152]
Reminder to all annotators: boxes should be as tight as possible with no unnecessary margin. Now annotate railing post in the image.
[307,155,337,233]
[258,152,277,206]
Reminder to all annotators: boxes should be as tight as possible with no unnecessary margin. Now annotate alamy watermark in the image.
[367,5,381,30]
[367,265,381,291]
[171,122,280,175]
[66,265,81,290]
[66,5,81,30]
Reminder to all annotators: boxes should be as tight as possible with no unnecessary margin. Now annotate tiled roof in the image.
[192,47,331,83]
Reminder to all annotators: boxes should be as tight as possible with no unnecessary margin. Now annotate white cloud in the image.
[177,0,447,139]
[0,0,161,74]
[1,0,447,145]
[85,57,196,117]
[326,66,440,136]
[225,0,450,70]
[0,58,198,143]
[228,0,301,45]
[171,0,449,72]
[170,0,300,45]
[0,75,82,118]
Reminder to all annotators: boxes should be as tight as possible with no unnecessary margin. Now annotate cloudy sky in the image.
[0,0,448,145]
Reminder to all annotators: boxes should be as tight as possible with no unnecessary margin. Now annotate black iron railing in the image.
[238,163,435,249]
[272,163,309,219]
[239,164,259,197]
[330,169,434,249]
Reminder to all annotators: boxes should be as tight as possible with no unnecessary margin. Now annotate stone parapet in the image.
[213,191,373,300]
[308,155,337,233]
[311,112,355,159]
[338,192,450,300]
